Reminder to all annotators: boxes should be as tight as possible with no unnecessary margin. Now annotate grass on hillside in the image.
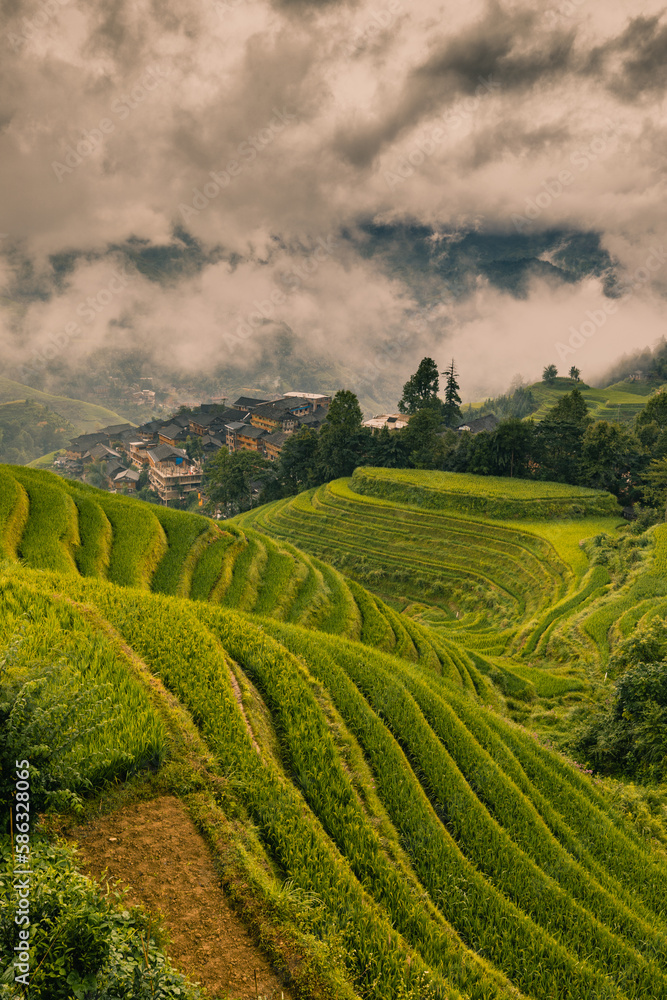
[0,376,131,435]
[528,378,658,424]
[467,377,658,425]
[4,560,667,1000]
[350,467,621,520]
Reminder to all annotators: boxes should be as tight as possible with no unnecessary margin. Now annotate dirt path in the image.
[71,795,290,1000]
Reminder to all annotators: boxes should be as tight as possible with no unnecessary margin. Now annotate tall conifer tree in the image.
[442,359,462,427]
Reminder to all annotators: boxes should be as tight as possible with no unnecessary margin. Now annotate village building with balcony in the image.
[66,432,109,459]
[128,440,151,465]
[234,424,268,452]
[112,468,140,490]
[137,420,162,441]
[82,443,123,464]
[146,444,202,505]
[283,391,331,412]
[249,397,312,433]
[232,395,271,410]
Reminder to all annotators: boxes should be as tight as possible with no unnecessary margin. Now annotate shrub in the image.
[0,839,202,1000]
[569,661,667,780]
[0,635,115,827]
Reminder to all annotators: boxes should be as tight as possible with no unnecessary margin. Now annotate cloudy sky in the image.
[1,0,667,407]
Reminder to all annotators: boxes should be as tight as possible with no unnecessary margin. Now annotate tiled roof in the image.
[238,425,268,439]
[148,444,188,462]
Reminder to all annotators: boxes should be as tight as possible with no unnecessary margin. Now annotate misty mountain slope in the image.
[0,376,129,436]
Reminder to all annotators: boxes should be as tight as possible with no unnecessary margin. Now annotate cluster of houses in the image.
[57,393,497,507]
[59,392,331,505]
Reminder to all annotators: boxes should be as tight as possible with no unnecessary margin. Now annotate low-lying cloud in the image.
[1,0,666,409]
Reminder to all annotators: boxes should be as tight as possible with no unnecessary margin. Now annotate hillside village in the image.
[53,385,477,507]
[58,391,333,505]
[34,360,664,517]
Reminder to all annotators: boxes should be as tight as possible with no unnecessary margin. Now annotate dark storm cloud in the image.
[2,0,667,406]
[460,120,573,171]
[333,4,578,167]
[349,222,615,301]
[586,14,667,101]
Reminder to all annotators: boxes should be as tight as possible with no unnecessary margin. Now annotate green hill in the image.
[0,465,449,669]
[466,377,657,425]
[3,465,667,999]
[528,377,656,424]
[237,468,667,729]
[0,376,130,436]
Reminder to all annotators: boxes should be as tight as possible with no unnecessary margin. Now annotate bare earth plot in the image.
[71,796,291,1000]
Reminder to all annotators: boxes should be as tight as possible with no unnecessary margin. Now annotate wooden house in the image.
[158,422,190,447]
[146,444,202,505]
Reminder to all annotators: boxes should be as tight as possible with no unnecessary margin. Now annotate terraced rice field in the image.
[350,467,621,519]
[0,464,460,680]
[237,468,643,720]
[518,379,655,425]
[3,559,667,1000]
[3,464,650,723]
[4,461,667,998]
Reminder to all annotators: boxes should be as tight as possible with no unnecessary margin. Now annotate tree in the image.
[542,364,558,384]
[319,390,367,480]
[368,426,411,468]
[398,358,440,415]
[401,407,445,469]
[534,414,585,484]
[203,448,271,516]
[137,484,160,504]
[582,422,644,500]
[84,461,108,490]
[569,366,581,381]
[278,426,322,493]
[489,419,534,478]
[185,435,204,463]
[636,390,667,456]
[569,660,667,780]
[441,359,462,427]
[548,388,591,427]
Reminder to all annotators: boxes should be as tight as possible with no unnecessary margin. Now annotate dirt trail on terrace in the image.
[71,795,290,1000]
